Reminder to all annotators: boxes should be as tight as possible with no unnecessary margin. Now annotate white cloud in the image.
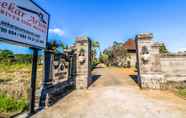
[49,28,64,36]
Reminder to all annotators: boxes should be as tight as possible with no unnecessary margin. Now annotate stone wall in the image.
[136,33,186,89]
[128,52,136,67]
[160,54,186,88]
[160,55,186,76]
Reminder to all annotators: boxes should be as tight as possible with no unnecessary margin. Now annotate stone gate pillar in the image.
[135,33,166,89]
[75,36,91,89]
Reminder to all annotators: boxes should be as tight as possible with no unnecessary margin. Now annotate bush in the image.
[99,53,109,65]
[91,59,100,69]
[0,93,28,113]
[176,88,186,98]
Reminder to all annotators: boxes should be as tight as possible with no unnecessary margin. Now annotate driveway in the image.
[33,67,186,118]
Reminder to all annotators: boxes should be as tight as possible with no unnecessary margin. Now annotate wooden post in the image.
[29,48,38,114]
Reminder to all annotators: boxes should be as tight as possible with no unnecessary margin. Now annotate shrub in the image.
[176,88,186,98]
[91,59,99,69]
[0,93,28,113]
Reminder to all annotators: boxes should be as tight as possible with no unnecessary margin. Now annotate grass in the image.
[0,63,43,115]
[0,93,28,113]
[176,88,186,99]
[0,63,32,73]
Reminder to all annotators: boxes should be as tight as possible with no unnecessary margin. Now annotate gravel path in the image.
[33,67,186,118]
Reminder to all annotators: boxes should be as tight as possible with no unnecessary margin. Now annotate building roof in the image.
[123,39,136,51]
[136,33,153,40]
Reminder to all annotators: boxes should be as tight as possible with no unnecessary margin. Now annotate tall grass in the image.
[0,63,43,114]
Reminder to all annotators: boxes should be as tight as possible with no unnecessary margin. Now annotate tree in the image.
[91,40,100,67]
[99,53,109,65]
[112,42,128,66]
[159,43,168,53]
[61,42,66,50]
[0,50,14,63]
[92,40,100,58]
[101,41,128,67]
[0,50,14,58]
[61,42,68,50]
[103,47,113,66]
[15,54,32,63]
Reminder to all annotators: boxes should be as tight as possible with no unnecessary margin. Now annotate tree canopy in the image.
[159,43,168,53]
[100,41,128,67]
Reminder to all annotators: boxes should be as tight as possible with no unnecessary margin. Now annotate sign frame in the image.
[0,0,50,49]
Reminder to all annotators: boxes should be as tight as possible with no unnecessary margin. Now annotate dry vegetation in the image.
[0,63,43,99]
[0,63,43,115]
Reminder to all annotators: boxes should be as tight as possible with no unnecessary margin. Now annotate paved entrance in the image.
[33,67,186,118]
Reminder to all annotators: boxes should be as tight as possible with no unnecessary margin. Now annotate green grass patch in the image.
[176,88,186,99]
[0,93,28,113]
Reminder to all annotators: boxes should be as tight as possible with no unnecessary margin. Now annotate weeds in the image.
[0,63,43,114]
[176,88,186,99]
[0,93,28,113]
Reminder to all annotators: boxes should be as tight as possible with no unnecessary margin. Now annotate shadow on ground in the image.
[46,82,75,107]
[129,75,141,88]
[88,74,102,88]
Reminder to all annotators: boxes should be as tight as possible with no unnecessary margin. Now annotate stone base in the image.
[76,75,88,89]
[141,73,167,89]
[165,74,186,89]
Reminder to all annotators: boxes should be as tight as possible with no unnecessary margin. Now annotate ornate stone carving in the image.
[141,46,150,64]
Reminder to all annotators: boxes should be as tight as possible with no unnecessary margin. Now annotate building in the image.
[123,39,136,67]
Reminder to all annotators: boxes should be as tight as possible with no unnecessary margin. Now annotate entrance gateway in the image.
[135,33,186,89]
[0,0,50,114]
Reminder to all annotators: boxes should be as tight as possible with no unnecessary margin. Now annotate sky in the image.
[0,0,186,53]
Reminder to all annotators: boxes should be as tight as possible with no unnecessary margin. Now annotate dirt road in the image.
[33,67,186,118]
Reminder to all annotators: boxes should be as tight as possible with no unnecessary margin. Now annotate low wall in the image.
[160,55,186,75]
[160,54,186,88]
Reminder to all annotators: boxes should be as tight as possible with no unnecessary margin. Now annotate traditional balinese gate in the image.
[135,33,166,89]
[136,33,186,90]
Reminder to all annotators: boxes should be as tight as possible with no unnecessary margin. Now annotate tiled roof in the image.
[123,39,136,51]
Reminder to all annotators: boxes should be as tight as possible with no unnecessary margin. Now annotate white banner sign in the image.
[0,0,49,49]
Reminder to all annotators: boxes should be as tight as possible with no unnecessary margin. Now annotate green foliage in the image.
[176,88,186,98]
[0,50,14,63]
[61,42,66,49]
[91,40,100,67]
[15,54,32,64]
[91,40,100,57]
[92,40,100,49]
[91,59,100,69]
[15,54,32,59]
[0,49,34,64]
[61,42,68,51]
[0,50,14,58]
[101,41,128,67]
[0,93,28,113]
[99,53,109,65]
[159,43,168,53]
